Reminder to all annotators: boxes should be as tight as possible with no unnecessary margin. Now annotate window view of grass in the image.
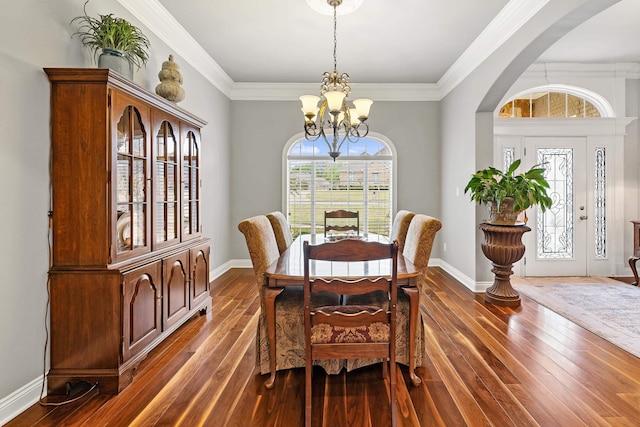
[289,188,391,238]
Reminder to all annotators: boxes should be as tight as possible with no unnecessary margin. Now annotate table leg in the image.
[263,287,284,389]
[403,286,421,386]
[629,256,640,286]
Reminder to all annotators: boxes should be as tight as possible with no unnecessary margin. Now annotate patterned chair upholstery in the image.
[397,213,442,384]
[266,211,293,254]
[238,215,342,387]
[238,215,301,387]
[403,214,442,278]
[389,210,415,253]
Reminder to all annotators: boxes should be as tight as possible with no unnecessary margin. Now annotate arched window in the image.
[286,135,394,238]
[498,84,614,118]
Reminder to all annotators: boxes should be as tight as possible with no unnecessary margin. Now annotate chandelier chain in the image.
[333,4,337,72]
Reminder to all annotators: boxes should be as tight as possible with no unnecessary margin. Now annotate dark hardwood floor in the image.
[7,267,640,426]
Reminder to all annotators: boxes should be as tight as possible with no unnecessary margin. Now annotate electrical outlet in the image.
[443,242,447,252]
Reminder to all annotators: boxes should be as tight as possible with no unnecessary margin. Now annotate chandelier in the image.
[299,0,372,160]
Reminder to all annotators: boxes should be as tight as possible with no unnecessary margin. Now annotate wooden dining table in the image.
[263,233,424,387]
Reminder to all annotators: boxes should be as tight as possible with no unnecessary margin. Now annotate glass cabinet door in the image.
[182,129,201,239]
[154,120,180,248]
[115,105,150,257]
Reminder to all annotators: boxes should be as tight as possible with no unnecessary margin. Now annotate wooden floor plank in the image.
[7,267,640,426]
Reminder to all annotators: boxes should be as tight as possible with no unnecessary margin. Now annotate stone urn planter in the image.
[479,222,531,307]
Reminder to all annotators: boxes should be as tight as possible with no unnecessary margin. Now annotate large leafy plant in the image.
[464,159,553,213]
[71,0,150,70]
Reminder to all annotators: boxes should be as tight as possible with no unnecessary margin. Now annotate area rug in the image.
[511,276,640,359]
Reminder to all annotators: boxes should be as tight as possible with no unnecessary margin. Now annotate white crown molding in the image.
[118,0,638,102]
[116,0,235,98]
[523,62,640,79]
[230,82,441,101]
[438,0,550,97]
[115,0,464,101]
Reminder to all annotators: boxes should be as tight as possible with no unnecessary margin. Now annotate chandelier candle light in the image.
[299,0,372,160]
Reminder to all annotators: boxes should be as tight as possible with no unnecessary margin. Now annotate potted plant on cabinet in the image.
[464,158,553,225]
[464,158,553,307]
[71,0,150,79]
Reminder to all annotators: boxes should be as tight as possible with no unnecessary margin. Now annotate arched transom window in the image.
[498,85,613,118]
[286,136,394,238]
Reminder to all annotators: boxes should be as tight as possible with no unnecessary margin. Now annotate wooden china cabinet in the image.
[45,68,210,394]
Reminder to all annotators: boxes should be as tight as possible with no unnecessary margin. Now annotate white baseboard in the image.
[209,259,252,281]
[431,258,492,293]
[0,375,45,425]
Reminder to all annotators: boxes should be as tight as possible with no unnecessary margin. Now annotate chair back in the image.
[402,214,442,269]
[266,211,293,254]
[324,209,360,236]
[303,239,397,427]
[238,215,280,286]
[389,210,415,253]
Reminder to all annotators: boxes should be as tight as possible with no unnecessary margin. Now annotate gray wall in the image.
[0,0,231,410]
[229,100,441,260]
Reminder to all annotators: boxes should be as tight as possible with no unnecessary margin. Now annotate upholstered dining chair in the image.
[401,213,442,385]
[303,239,399,427]
[389,210,415,253]
[403,214,442,272]
[324,209,359,236]
[238,215,303,389]
[266,211,293,254]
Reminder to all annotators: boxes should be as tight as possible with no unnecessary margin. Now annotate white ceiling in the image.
[134,0,639,92]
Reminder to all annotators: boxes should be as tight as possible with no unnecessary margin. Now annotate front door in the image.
[522,137,588,276]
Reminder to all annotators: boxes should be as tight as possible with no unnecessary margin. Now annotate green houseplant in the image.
[71,0,150,79]
[464,159,553,225]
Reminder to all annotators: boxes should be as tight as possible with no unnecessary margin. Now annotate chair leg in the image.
[390,360,397,427]
[305,362,312,427]
[263,287,284,389]
[403,286,422,386]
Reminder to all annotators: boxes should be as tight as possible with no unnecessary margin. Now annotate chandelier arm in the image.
[303,122,324,141]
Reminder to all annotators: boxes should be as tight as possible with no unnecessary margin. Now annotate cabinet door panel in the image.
[190,243,210,308]
[163,251,189,329]
[152,112,181,249]
[181,126,202,240]
[123,262,161,361]
[111,90,152,263]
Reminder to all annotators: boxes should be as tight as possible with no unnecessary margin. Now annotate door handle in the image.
[579,215,588,220]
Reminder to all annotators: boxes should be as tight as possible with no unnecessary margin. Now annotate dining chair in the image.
[238,215,303,389]
[389,210,415,253]
[303,239,398,427]
[324,209,360,236]
[403,214,442,272]
[266,211,293,254]
[401,213,442,385]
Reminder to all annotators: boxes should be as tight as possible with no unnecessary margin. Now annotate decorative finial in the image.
[155,54,185,103]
